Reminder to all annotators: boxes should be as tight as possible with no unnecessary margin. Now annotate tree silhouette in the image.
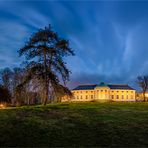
[137,76,148,102]
[0,68,13,92]
[0,85,11,103]
[18,25,74,105]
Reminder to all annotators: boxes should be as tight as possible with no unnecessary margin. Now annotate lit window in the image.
[122,95,124,99]
[131,95,133,99]
[111,95,114,99]
[127,95,128,99]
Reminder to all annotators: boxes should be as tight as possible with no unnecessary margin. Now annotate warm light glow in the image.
[0,104,6,109]
[145,93,148,97]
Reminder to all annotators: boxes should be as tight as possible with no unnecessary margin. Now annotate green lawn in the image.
[0,102,148,147]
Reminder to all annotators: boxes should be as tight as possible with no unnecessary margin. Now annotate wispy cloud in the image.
[0,1,148,89]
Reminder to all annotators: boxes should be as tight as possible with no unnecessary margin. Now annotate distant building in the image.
[62,82,136,102]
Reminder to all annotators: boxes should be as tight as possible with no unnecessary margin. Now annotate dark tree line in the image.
[0,25,74,106]
[0,67,35,105]
[137,76,148,102]
[0,84,11,103]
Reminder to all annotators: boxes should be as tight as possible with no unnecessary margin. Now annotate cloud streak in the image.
[0,1,148,90]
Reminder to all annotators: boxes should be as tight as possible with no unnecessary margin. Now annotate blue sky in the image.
[0,0,148,89]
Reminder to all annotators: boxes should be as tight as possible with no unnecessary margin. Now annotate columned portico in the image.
[94,83,110,100]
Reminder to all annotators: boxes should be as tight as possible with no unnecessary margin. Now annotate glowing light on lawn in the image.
[0,104,5,109]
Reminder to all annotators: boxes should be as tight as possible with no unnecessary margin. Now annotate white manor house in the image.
[62,82,136,102]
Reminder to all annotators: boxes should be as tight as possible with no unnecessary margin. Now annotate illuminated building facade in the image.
[62,82,136,102]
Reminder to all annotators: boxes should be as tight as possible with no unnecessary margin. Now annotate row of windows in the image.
[111,95,134,99]
[97,90,133,93]
[97,90,108,92]
[74,95,94,100]
[74,91,94,93]
[74,90,134,94]
[73,95,134,100]
[111,91,134,93]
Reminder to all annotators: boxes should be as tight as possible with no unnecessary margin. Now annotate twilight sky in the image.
[0,0,148,89]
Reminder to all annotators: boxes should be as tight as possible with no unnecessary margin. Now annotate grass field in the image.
[0,102,148,147]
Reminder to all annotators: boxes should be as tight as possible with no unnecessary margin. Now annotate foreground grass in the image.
[0,102,148,147]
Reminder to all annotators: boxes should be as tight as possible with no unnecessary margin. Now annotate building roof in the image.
[97,82,108,87]
[72,83,135,90]
[107,84,135,90]
[72,84,97,90]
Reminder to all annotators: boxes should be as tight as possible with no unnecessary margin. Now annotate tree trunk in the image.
[43,47,48,106]
[43,81,49,106]
[143,91,146,102]
[27,97,29,105]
